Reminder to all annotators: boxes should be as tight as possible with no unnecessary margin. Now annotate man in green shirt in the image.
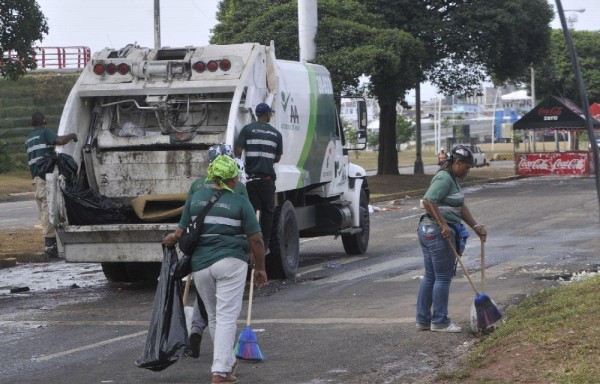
[25,112,78,258]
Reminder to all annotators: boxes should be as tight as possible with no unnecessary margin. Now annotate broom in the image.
[234,268,264,361]
[423,199,502,330]
[474,239,502,330]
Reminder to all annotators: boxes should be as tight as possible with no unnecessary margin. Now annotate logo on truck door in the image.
[281,91,300,131]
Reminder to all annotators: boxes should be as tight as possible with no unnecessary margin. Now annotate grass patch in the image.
[0,171,32,198]
[439,275,600,383]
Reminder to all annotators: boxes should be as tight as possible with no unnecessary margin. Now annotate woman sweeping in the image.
[163,155,268,383]
[416,145,487,333]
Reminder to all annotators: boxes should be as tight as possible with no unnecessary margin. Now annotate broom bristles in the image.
[475,293,502,329]
[234,326,264,361]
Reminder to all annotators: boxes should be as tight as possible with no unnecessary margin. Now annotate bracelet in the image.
[473,224,483,230]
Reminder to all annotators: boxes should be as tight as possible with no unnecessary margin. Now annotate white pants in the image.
[193,258,247,374]
[34,176,55,239]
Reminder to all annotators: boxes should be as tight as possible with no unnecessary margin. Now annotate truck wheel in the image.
[101,262,160,283]
[126,262,161,284]
[267,200,299,279]
[101,262,129,282]
[342,188,370,255]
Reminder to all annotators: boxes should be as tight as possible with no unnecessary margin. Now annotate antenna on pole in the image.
[154,0,161,49]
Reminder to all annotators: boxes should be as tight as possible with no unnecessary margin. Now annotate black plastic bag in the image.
[135,245,189,371]
[172,254,191,280]
[62,187,128,225]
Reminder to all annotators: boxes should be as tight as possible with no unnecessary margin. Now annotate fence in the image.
[2,46,91,70]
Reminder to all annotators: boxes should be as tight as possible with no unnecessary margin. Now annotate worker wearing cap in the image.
[235,102,283,254]
[25,111,78,258]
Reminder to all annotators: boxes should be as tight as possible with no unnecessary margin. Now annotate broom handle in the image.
[481,238,485,293]
[246,268,255,326]
[423,199,480,295]
[183,273,192,306]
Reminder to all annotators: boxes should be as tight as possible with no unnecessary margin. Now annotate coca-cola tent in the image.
[513,95,600,130]
[512,95,596,177]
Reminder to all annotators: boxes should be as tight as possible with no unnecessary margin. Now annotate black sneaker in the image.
[189,332,202,358]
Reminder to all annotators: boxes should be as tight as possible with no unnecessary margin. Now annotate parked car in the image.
[468,145,487,167]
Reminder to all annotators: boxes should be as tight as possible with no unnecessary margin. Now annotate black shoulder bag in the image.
[173,190,224,279]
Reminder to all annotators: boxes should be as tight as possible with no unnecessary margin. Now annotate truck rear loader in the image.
[49,42,370,282]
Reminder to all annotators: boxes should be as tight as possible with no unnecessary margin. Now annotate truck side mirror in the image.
[356,99,368,149]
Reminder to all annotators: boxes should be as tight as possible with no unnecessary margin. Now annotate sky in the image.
[34,0,600,102]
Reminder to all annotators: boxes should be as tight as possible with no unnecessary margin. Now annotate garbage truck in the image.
[48,42,370,282]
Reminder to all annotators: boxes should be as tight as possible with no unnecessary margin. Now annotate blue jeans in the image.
[416,221,456,326]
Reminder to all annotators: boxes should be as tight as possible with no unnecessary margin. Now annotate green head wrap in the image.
[207,155,240,192]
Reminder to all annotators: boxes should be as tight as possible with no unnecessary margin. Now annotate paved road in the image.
[0,177,598,383]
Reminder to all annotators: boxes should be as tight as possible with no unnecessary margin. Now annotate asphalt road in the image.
[0,176,598,383]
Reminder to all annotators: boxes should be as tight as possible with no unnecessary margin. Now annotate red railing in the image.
[2,46,91,70]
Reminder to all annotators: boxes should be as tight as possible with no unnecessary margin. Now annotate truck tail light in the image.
[93,63,105,75]
[106,63,117,75]
[118,63,130,75]
[219,59,231,71]
[207,60,219,72]
[193,61,206,73]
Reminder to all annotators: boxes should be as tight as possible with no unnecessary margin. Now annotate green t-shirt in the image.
[188,177,249,199]
[179,185,260,271]
[25,127,58,178]
[424,170,464,225]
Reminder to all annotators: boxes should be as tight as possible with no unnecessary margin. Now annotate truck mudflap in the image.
[57,223,177,263]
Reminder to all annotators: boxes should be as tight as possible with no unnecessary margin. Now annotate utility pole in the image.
[414,83,424,174]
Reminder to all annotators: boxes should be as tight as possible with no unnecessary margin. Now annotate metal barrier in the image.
[2,46,91,70]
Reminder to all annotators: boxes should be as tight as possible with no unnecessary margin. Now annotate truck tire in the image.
[101,262,161,283]
[342,188,370,255]
[101,262,130,282]
[267,200,299,279]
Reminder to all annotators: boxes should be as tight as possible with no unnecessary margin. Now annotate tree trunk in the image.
[377,100,400,175]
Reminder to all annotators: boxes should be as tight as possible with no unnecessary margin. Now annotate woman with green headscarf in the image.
[163,155,268,383]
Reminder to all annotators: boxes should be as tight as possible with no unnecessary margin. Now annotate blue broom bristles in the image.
[234,325,264,361]
[475,293,503,329]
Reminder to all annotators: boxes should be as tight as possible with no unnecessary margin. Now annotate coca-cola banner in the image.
[516,152,591,176]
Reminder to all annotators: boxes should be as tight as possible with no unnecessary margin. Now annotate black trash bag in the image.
[135,245,189,371]
[55,153,79,188]
[49,153,129,225]
[35,152,58,180]
[62,187,128,225]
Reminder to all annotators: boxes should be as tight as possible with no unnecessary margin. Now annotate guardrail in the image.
[2,46,91,70]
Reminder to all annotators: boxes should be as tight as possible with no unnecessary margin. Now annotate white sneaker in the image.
[431,323,462,333]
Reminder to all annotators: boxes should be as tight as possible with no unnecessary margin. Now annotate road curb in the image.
[370,175,522,204]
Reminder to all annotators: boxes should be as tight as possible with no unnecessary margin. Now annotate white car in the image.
[468,145,487,167]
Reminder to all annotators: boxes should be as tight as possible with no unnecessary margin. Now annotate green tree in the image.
[0,0,48,80]
[395,115,414,151]
[534,30,600,104]
[211,0,424,175]
[361,0,553,173]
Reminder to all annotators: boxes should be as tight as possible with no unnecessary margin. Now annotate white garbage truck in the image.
[49,42,370,281]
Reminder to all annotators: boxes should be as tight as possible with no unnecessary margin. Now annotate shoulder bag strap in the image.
[190,189,225,230]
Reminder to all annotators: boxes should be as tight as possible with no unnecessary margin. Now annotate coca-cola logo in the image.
[518,158,550,170]
[518,154,588,174]
[551,158,585,171]
[538,106,563,117]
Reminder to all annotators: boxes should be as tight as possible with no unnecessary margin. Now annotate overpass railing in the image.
[2,46,91,70]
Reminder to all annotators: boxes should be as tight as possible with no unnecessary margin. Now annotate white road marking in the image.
[32,331,148,362]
